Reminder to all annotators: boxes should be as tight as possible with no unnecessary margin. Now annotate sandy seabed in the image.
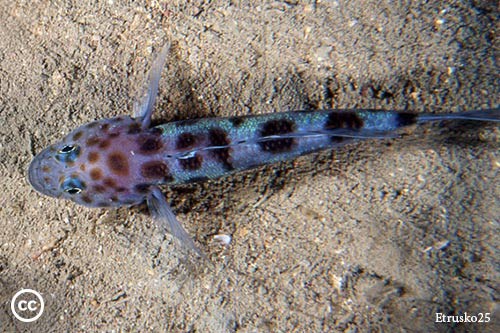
[0,1,499,332]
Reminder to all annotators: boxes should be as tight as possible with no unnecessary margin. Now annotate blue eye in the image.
[61,177,85,195]
[56,145,81,163]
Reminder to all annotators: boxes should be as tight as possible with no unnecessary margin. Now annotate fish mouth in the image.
[27,149,62,198]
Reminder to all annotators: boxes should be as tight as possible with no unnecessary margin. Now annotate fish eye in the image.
[55,145,81,163]
[59,145,76,154]
[61,177,85,195]
[65,187,82,195]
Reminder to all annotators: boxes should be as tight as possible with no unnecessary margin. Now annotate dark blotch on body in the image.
[325,112,364,129]
[325,112,364,142]
[189,176,209,183]
[176,132,197,150]
[208,128,233,170]
[107,152,129,176]
[396,113,418,127]
[177,119,201,127]
[259,119,296,153]
[179,153,203,171]
[141,161,174,182]
[138,136,164,154]
[229,117,244,127]
[127,122,142,134]
[150,127,163,136]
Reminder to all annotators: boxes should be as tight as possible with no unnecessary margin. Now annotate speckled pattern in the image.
[28,106,419,209]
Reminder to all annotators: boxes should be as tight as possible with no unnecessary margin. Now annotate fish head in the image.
[28,116,148,208]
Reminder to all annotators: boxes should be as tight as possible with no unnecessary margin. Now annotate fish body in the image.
[27,43,500,256]
[28,109,420,208]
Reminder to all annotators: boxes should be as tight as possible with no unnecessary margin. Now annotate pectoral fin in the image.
[147,186,206,260]
[133,42,171,129]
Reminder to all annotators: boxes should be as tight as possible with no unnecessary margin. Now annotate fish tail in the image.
[417,108,500,123]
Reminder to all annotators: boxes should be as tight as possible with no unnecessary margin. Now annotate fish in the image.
[28,43,500,258]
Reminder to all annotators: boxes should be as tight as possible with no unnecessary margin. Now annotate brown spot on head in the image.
[43,177,51,184]
[89,168,103,181]
[92,185,106,193]
[259,119,296,153]
[42,165,51,173]
[72,131,84,141]
[100,123,110,132]
[179,153,203,171]
[79,164,86,171]
[107,152,129,176]
[88,151,100,164]
[108,132,120,138]
[208,128,233,170]
[138,136,164,155]
[141,161,174,182]
[86,137,100,147]
[176,132,197,150]
[116,187,127,193]
[98,139,111,149]
[81,195,93,204]
[127,122,142,134]
[87,122,99,129]
[134,183,151,194]
[103,177,117,188]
